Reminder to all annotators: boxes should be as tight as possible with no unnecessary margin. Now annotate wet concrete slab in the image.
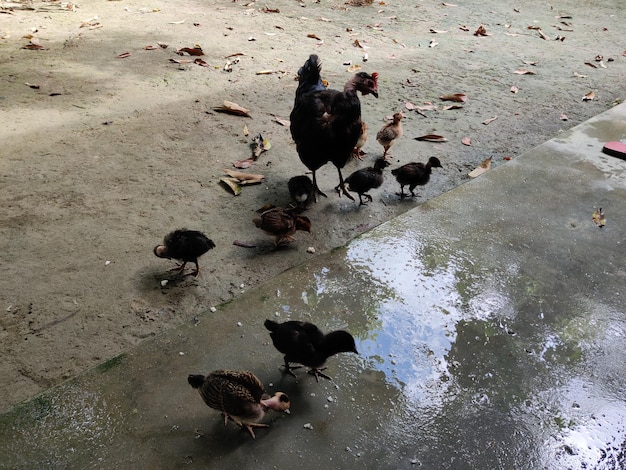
[1,103,625,469]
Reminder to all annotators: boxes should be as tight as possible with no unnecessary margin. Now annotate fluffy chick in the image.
[153,229,215,277]
[264,319,358,382]
[391,156,442,198]
[288,175,314,210]
[376,112,403,160]
[253,207,311,246]
[188,370,290,439]
[352,121,368,160]
[344,157,391,205]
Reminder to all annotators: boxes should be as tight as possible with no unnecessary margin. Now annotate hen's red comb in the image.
[372,72,379,82]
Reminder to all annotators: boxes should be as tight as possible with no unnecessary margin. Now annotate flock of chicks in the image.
[151,54,444,439]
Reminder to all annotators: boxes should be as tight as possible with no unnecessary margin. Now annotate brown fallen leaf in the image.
[592,208,605,228]
[307,33,322,40]
[560,113,568,121]
[415,134,448,142]
[474,25,490,36]
[527,25,541,30]
[537,29,550,40]
[513,69,536,75]
[442,104,464,111]
[194,58,209,67]
[273,116,290,127]
[348,64,362,73]
[220,177,242,196]
[573,72,588,78]
[510,85,519,93]
[584,62,598,68]
[582,90,595,101]
[233,158,254,169]
[223,169,265,185]
[468,157,492,178]
[252,134,271,158]
[23,42,46,50]
[233,240,257,248]
[243,125,249,136]
[461,137,472,146]
[482,116,498,125]
[522,60,538,66]
[430,28,448,33]
[158,42,169,49]
[143,45,159,50]
[256,70,274,75]
[260,6,280,13]
[213,100,251,117]
[225,52,245,58]
[170,58,193,64]
[116,52,131,58]
[25,82,40,89]
[439,93,467,103]
[459,24,470,31]
[176,46,204,56]
[442,2,457,6]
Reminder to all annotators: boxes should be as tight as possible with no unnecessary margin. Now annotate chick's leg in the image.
[281,357,301,378]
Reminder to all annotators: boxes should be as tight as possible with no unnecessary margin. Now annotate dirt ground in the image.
[0,0,624,412]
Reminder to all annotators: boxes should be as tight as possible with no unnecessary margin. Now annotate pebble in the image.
[327,396,334,402]
[237,321,243,327]
[303,423,313,430]
[209,306,217,313]
[179,351,185,356]
[105,260,111,266]
[307,246,316,254]
[161,280,168,287]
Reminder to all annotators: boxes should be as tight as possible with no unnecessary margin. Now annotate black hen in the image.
[264,319,358,382]
[391,157,442,198]
[344,157,391,205]
[290,54,379,202]
[154,229,215,277]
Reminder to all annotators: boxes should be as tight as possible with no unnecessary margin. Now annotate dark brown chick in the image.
[352,121,368,160]
[288,175,314,210]
[253,207,311,246]
[264,319,358,382]
[188,370,290,439]
[153,229,215,277]
[343,157,391,205]
[391,157,442,198]
[376,112,403,160]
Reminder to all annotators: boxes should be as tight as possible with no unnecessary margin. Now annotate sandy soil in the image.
[0,0,624,412]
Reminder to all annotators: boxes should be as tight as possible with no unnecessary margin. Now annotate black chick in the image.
[343,157,391,205]
[290,54,379,202]
[188,370,290,439]
[288,175,314,210]
[391,157,442,198]
[154,229,215,277]
[264,319,358,382]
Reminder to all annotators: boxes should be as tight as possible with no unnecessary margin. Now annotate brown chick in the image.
[376,112,403,160]
[188,370,290,439]
[253,207,311,246]
[352,121,368,160]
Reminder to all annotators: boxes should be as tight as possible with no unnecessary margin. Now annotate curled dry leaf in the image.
[233,158,254,169]
[468,156,492,178]
[213,100,251,117]
[537,29,550,40]
[25,82,40,89]
[233,240,257,248]
[527,25,541,30]
[348,64,362,73]
[23,42,46,50]
[592,208,605,228]
[582,90,595,101]
[439,93,467,103]
[482,115,498,125]
[474,25,490,36]
[514,69,536,75]
[194,58,209,67]
[158,42,169,49]
[256,70,274,75]
[430,28,448,33]
[461,137,472,146]
[260,6,279,13]
[405,101,416,110]
[442,104,464,110]
[510,85,519,93]
[220,177,242,196]
[307,33,322,40]
[415,134,448,142]
[143,45,159,50]
[170,58,193,64]
[522,60,538,66]
[560,113,568,121]
[252,133,271,158]
[243,125,249,136]
[176,46,203,56]
[116,52,131,58]
[584,61,598,68]
[573,72,588,78]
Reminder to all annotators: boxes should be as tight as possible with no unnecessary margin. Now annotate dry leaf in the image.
[510,85,519,93]
[170,58,193,64]
[474,25,490,36]
[243,125,249,136]
[537,29,550,40]
[220,177,242,196]
[194,58,209,67]
[514,69,536,75]
[439,93,467,103]
[23,42,46,50]
[415,134,448,142]
[560,113,568,121]
[168,19,185,25]
[116,52,131,58]
[143,45,159,50]
[442,2,457,6]
[442,104,464,110]
[223,169,265,185]
[461,137,472,146]
[260,6,279,13]
[416,104,438,112]
[522,60,538,66]
[158,42,169,49]
[468,157,492,178]
[256,70,274,75]
[405,101,416,110]
[584,62,598,68]
[214,100,251,117]
[573,72,588,78]
[233,158,254,169]
[347,64,362,73]
[273,116,290,126]
[459,25,470,31]
[592,208,605,228]
[482,116,498,125]
[176,46,203,56]
[225,52,245,58]
[527,25,541,30]
[582,90,595,101]
[307,33,322,40]
[233,240,257,248]
[429,39,438,48]
[430,28,448,33]
[252,134,271,158]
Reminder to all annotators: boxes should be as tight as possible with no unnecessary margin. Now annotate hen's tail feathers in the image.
[264,319,279,332]
[296,54,324,98]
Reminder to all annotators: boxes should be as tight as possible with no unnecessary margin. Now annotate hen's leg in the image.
[336,168,355,201]
[311,171,327,202]
[308,367,332,382]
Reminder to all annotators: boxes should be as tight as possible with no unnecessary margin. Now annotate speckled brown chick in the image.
[253,207,311,246]
[344,157,391,205]
[188,370,290,439]
[376,112,403,160]
[391,157,442,198]
[264,319,358,382]
[153,229,215,277]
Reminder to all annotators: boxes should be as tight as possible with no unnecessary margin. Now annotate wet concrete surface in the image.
[1,103,625,469]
